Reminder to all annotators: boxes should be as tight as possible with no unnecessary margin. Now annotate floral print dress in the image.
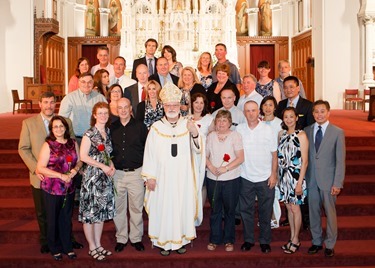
[78,127,116,224]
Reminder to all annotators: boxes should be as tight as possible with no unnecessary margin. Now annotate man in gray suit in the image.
[305,100,346,257]
[19,91,82,253]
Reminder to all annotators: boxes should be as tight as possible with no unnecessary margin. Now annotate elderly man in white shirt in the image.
[236,100,278,254]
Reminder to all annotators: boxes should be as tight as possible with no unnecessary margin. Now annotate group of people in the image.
[18,40,346,261]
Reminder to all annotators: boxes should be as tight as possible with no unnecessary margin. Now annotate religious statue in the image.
[172,0,185,11]
[109,0,119,35]
[86,0,97,34]
[258,0,272,36]
[236,0,248,36]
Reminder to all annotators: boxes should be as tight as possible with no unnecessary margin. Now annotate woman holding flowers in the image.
[205,110,244,252]
[79,102,116,261]
[37,115,81,261]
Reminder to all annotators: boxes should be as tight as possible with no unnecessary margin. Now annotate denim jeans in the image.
[206,177,240,244]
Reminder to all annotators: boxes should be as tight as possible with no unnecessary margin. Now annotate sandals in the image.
[207,243,217,251]
[97,246,112,256]
[281,240,292,250]
[284,242,301,254]
[225,243,234,252]
[160,249,171,256]
[88,248,106,261]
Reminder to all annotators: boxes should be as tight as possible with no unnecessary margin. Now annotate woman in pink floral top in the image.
[37,115,81,261]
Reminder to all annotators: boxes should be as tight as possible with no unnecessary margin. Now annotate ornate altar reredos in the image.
[89,0,240,67]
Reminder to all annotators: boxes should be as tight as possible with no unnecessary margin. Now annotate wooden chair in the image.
[344,89,363,110]
[11,89,32,114]
[363,89,370,112]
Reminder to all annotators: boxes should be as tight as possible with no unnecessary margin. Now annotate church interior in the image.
[0,1,375,267]
[0,0,374,114]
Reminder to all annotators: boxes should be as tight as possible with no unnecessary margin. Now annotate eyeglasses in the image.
[111,90,122,94]
[96,112,109,116]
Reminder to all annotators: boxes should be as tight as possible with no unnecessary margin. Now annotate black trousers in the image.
[31,186,48,246]
[43,191,74,254]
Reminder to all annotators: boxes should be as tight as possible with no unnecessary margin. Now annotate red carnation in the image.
[97,144,105,152]
[197,124,201,128]
[223,154,230,162]
[210,101,216,108]
[66,155,73,163]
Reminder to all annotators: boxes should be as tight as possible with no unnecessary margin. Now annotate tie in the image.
[148,58,153,76]
[116,78,119,84]
[44,119,50,135]
[141,86,146,101]
[289,101,294,107]
[315,126,322,152]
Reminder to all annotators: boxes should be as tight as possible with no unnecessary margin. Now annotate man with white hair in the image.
[142,82,205,256]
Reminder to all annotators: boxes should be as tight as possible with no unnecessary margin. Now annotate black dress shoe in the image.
[241,242,255,251]
[66,251,77,259]
[72,241,84,249]
[235,218,241,225]
[40,245,50,254]
[131,242,145,251]
[280,219,289,227]
[260,244,271,254]
[308,245,323,254]
[115,242,127,252]
[324,248,334,257]
[52,253,63,261]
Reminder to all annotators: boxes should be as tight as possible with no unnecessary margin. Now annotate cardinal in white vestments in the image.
[142,82,205,256]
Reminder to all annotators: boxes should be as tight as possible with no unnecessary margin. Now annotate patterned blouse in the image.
[41,139,78,195]
[255,79,275,97]
[144,100,164,129]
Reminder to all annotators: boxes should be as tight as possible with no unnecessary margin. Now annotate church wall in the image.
[0,0,34,113]
[313,0,361,109]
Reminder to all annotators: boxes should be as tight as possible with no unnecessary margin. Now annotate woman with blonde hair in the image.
[196,52,213,90]
[178,67,206,116]
[135,80,164,129]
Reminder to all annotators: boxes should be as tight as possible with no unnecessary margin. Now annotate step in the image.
[0,240,374,267]
[345,136,375,147]
[345,160,375,175]
[342,175,375,195]
[346,146,375,160]
[0,179,32,198]
[1,215,374,245]
[0,163,29,179]
[1,195,374,221]
[0,150,23,164]
[0,139,19,150]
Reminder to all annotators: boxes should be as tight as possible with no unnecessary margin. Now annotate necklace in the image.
[217,132,229,142]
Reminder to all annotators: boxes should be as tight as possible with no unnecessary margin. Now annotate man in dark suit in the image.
[18,91,83,254]
[276,75,314,229]
[125,64,149,116]
[276,75,315,129]
[305,100,345,257]
[148,57,179,86]
[132,38,158,80]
